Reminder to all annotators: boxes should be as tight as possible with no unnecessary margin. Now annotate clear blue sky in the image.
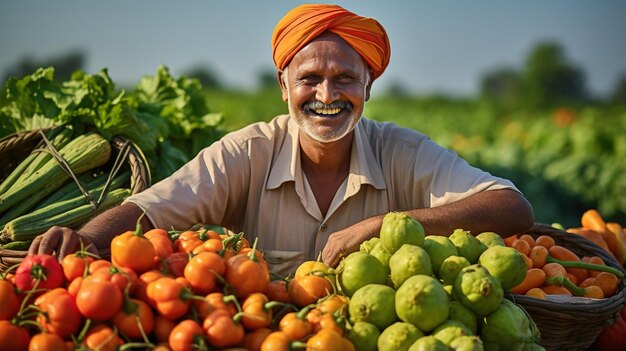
[1,0,625,98]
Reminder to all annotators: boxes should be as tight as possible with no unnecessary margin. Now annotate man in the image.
[29,4,534,275]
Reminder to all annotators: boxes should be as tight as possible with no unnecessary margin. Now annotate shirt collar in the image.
[266,116,387,192]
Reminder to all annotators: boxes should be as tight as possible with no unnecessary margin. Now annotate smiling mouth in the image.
[303,101,352,117]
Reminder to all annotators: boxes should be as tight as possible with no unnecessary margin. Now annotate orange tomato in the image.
[279,312,313,340]
[202,308,245,348]
[28,332,66,351]
[82,324,124,351]
[0,279,20,320]
[183,251,226,294]
[35,288,82,338]
[0,320,30,350]
[112,298,155,340]
[224,244,270,299]
[61,252,95,282]
[169,319,206,351]
[287,275,334,307]
[111,229,156,274]
[146,277,193,320]
[76,279,123,321]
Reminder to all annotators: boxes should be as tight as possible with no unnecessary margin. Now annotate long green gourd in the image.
[0,132,111,214]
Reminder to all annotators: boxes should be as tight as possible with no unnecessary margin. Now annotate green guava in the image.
[360,237,380,254]
[370,241,392,271]
[339,251,388,296]
[408,336,450,351]
[431,320,473,346]
[448,300,477,334]
[378,322,424,351]
[448,229,487,264]
[453,264,503,317]
[479,299,539,351]
[475,232,505,248]
[439,255,471,286]
[395,275,450,332]
[423,235,458,274]
[449,335,485,351]
[380,212,425,254]
[349,284,398,330]
[478,245,527,290]
[389,244,432,289]
[345,321,381,351]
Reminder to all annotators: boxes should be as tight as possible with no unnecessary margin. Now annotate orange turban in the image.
[272,4,391,81]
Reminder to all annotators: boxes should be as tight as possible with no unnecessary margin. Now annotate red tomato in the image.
[15,254,64,291]
[594,306,626,351]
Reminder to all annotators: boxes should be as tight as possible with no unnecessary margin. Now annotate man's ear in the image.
[365,80,373,102]
[277,70,288,102]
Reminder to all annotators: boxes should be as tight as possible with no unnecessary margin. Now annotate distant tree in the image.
[480,67,521,106]
[2,50,86,84]
[383,80,410,97]
[519,41,588,109]
[257,68,279,90]
[184,65,222,89]
[610,74,626,105]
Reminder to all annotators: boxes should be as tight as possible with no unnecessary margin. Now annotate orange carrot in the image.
[582,209,618,257]
[579,277,597,288]
[594,272,620,297]
[583,256,606,277]
[519,234,536,249]
[503,234,519,247]
[542,285,572,296]
[523,255,533,270]
[535,235,555,249]
[566,227,611,254]
[529,245,548,268]
[548,245,588,283]
[512,239,532,257]
[547,245,623,280]
[583,285,605,299]
[512,268,546,294]
[525,287,546,299]
[581,209,607,233]
[543,262,567,278]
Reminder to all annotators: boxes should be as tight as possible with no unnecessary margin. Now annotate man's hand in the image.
[322,217,382,268]
[28,226,99,261]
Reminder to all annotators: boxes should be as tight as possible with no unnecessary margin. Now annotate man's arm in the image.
[28,202,153,260]
[322,189,534,267]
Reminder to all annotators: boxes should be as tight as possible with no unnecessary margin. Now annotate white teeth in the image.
[313,108,341,115]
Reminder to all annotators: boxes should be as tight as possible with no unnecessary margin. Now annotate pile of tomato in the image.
[0,226,349,350]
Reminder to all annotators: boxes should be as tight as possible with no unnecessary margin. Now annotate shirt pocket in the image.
[262,249,305,278]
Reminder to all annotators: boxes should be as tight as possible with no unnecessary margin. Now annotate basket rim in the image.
[0,127,151,193]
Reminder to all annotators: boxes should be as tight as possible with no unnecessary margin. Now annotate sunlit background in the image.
[1,0,625,97]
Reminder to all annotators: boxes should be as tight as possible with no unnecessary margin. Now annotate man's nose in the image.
[315,80,339,104]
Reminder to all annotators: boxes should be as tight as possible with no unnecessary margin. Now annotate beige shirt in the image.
[125,115,518,276]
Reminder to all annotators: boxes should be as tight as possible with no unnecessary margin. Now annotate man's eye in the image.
[299,76,320,84]
[336,76,355,84]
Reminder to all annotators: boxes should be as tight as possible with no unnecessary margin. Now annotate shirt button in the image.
[320,224,328,232]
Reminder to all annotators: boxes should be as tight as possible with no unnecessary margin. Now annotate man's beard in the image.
[287,97,360,143]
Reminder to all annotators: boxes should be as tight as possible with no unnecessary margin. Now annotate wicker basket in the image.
[509,223,626,351]
[0,128,150,267]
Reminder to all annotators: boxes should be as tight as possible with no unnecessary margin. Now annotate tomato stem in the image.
[119,341,156,350]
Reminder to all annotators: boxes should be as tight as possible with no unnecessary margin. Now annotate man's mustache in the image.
[303,100,353,112]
